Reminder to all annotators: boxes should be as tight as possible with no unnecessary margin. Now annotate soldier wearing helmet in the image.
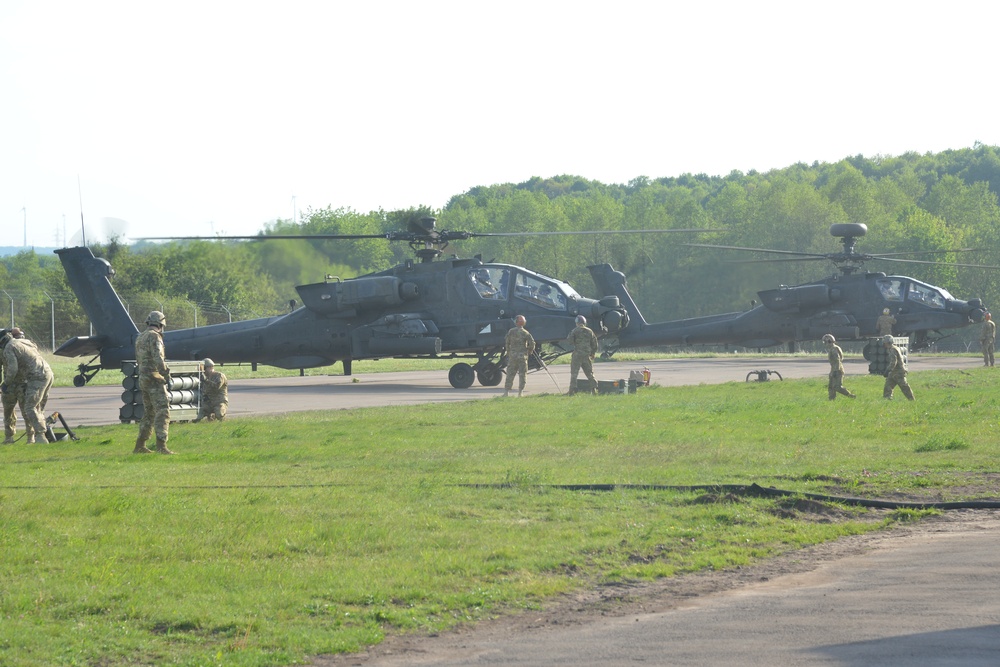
[503,315,535,397]
[0,327,54,443]
[566,314,599,395]
[472,268,497,299]
[194,358,228,422]
[822,334,855,400]
[881,335,914,400]
[875,307,896,336]
[133,310,173,453]
[980,312,995,367]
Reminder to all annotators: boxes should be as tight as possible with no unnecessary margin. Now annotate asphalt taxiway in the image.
[44,354,978,428]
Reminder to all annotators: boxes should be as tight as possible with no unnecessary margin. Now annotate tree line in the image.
[4,144,1000,351]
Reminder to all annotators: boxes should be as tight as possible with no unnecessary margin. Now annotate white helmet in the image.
[822,333,835,343]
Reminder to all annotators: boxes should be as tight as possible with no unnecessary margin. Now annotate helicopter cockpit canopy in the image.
[467,266,578,311]
[877,277,953,310]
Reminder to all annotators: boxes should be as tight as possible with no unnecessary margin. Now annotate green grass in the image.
[2,367,998,665]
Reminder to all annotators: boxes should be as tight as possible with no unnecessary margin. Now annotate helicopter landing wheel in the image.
[448,362,476,389]
[476,363,503,387]
[73,374,87,387]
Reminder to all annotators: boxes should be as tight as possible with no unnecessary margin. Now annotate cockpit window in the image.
[876,278,905,302]
[514,274,567,311]
[907,281,947,309]
[469,267,509,300]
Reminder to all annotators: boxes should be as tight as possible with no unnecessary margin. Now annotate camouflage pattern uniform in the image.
[503,322,535,396]
[883,340,914,400]
[135,326,172,452]
[1,350,21,443]
[196,367,229,421]
[980,316,995,367]
[2,338,54,443]
[875,312,896,336]
[826,342,855,400]
[566,323,599,395]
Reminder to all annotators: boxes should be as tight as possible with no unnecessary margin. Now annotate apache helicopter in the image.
[590,222,992,352]
[55,217,703,388]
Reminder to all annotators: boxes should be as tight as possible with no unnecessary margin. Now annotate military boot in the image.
[154,438,174,455]
[133,436,153,454]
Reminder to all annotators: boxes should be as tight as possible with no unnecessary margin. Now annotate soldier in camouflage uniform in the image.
[882,334,914,401]
[134,311,173,454]
[1,328,22,443]
[875,308,896,336]
[822,333,856,400]
[980,312,995,367]
[503,315,535,397]
[2,328,35,443]
[566,315,599,395]
[194,358,228,422]
[0,328,54,443]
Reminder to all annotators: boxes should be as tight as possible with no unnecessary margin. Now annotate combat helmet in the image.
[882,334,894,345]
[146,310,166,327]
[883,308,891,314]
[821,333,835,343]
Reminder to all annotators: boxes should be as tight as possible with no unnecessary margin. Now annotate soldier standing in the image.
[980,312,995,367]
[882,334,914,401]
[194,358,228,422]
[2,328,34,443]
[0,328,54,443]
[822,333,856,400]
[134,311,173,454]
[876,308,896,336]
[1,329,20,443]
[503,315,535,397]
[566,315,599,395]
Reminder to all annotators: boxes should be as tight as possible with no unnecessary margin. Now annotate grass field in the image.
[1,366,997,666]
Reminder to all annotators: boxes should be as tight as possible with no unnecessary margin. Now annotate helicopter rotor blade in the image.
[723,256,831,264]
[473,228,713,237]
[137,228,714,243]
[684,243,827,259]
[868,256,1000,270]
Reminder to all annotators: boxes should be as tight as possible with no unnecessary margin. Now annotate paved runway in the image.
[44,354,978,428]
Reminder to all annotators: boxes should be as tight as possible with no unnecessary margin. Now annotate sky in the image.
[2,0,998,249]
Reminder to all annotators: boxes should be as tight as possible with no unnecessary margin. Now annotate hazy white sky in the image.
[1,0,997,248]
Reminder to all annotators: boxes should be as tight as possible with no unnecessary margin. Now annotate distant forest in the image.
[4,143,1000,349]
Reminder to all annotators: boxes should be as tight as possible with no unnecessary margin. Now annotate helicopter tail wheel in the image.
[448,362,476,389]
[476,363,503,387]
